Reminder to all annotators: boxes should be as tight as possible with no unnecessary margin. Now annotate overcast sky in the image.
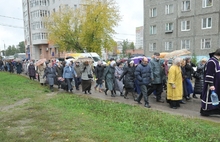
[0,0,143,50]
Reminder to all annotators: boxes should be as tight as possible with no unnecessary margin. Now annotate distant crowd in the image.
[0,49,220,116]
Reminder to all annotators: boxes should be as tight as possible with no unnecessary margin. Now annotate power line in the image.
[0,23,24,29]
[0,15,23,20]
[115,33,136,36]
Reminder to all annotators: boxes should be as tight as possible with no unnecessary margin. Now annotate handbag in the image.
[88,74,93,78]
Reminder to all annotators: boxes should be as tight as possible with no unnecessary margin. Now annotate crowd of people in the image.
[0,49,220,116]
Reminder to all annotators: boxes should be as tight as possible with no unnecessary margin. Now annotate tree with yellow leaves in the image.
[45,0,121,55]
[45,7,83,52]
[80,0,120,55]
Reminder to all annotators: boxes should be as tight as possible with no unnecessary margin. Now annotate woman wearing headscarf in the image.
[43,62,56,92]
[80,61,93,94]
[104,61,116,97]
[94,61,105,92]
[28,61,36,80]
[16,61,22,74]
[38,62,46,85]
[193,58,207,98]
[63,61,76,92]
[114,62,124,96]
[119,60,136,100]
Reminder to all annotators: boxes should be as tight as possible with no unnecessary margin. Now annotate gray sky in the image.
[0,0,143,50]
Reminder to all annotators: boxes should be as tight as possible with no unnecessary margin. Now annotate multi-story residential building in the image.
[22,0,81,60]
[135,26,144,49]
[144,0,218,58]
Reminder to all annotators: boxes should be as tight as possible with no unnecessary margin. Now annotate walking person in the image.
[74,61,82,90]
[114,62,124,96]
[193,58,207,98]
[43,63,56,92]
[180,59,187,103]
[147,52,165,103]
[28,61,36,80]
[63,61,77,93]
[56,61,63,89]
[80,61,93,94]
[104,61,116,97]
[119,60,136,100]
[134,57,151,108]
[38,63,46,86]
[9,61,14,73]
[94,61,105,93]
[185,58,195,99]
[200,49,220,116]
[167,58,183,109]
[16,61,22,74]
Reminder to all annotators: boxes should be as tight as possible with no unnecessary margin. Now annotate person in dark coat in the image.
[16,61,22,74]
[119,60,136,100]
[94,61,105,92]
[9,61,14,73]
[200,49,220,116]
[180,59,188,103]
[56,61,63,89]
[43,63,57,92]
[104,61,116,97]
[185,58,195,99]
[28,62,36,80]
[74,61,82,90]
[147,52,165,103]
[193,58,207,98]
[134,57,151,108]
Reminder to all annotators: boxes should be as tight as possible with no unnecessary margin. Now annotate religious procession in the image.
[0,48,220,117]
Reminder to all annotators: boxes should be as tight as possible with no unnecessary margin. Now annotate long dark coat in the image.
[16,62,22,74]
[104,65,115,90]
[119,65,135,90]
[95,65,104,84]
[28,64,36,77]
[43,67,56,85]
[194,63,205,94]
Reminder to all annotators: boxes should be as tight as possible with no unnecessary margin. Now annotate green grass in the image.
[0,72,220,142]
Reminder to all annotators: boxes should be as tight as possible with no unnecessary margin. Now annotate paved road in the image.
[65,81,220,123]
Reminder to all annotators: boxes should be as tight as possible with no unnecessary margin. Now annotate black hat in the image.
[209,52,215,58]
[154,52,160,56]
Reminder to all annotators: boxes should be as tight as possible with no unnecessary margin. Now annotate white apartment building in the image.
[22,0,81,60]
[135,26,143,49]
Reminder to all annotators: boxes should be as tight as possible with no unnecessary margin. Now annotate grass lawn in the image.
[0,72,220,142]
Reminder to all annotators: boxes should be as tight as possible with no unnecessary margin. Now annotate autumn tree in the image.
[45,7,83,52]
[45,0,121,55]
[80,0,121,55]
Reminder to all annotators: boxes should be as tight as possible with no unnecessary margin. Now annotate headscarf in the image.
[110,61,116,67]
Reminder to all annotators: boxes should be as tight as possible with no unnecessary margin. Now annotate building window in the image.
[181,40,190,49]
[150,25,157,35]
[203,0,213,8]
[165,23,173,31]
[165,42,173,51]
[149,43,156,51]
[202,18,212,29]
[201,39,211,49]
[181,21,190,31]
[182,1,190,11]
[165,4,174,15]
[150,8,157,17]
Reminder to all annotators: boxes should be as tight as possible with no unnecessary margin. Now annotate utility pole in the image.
[27,0,32,60]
